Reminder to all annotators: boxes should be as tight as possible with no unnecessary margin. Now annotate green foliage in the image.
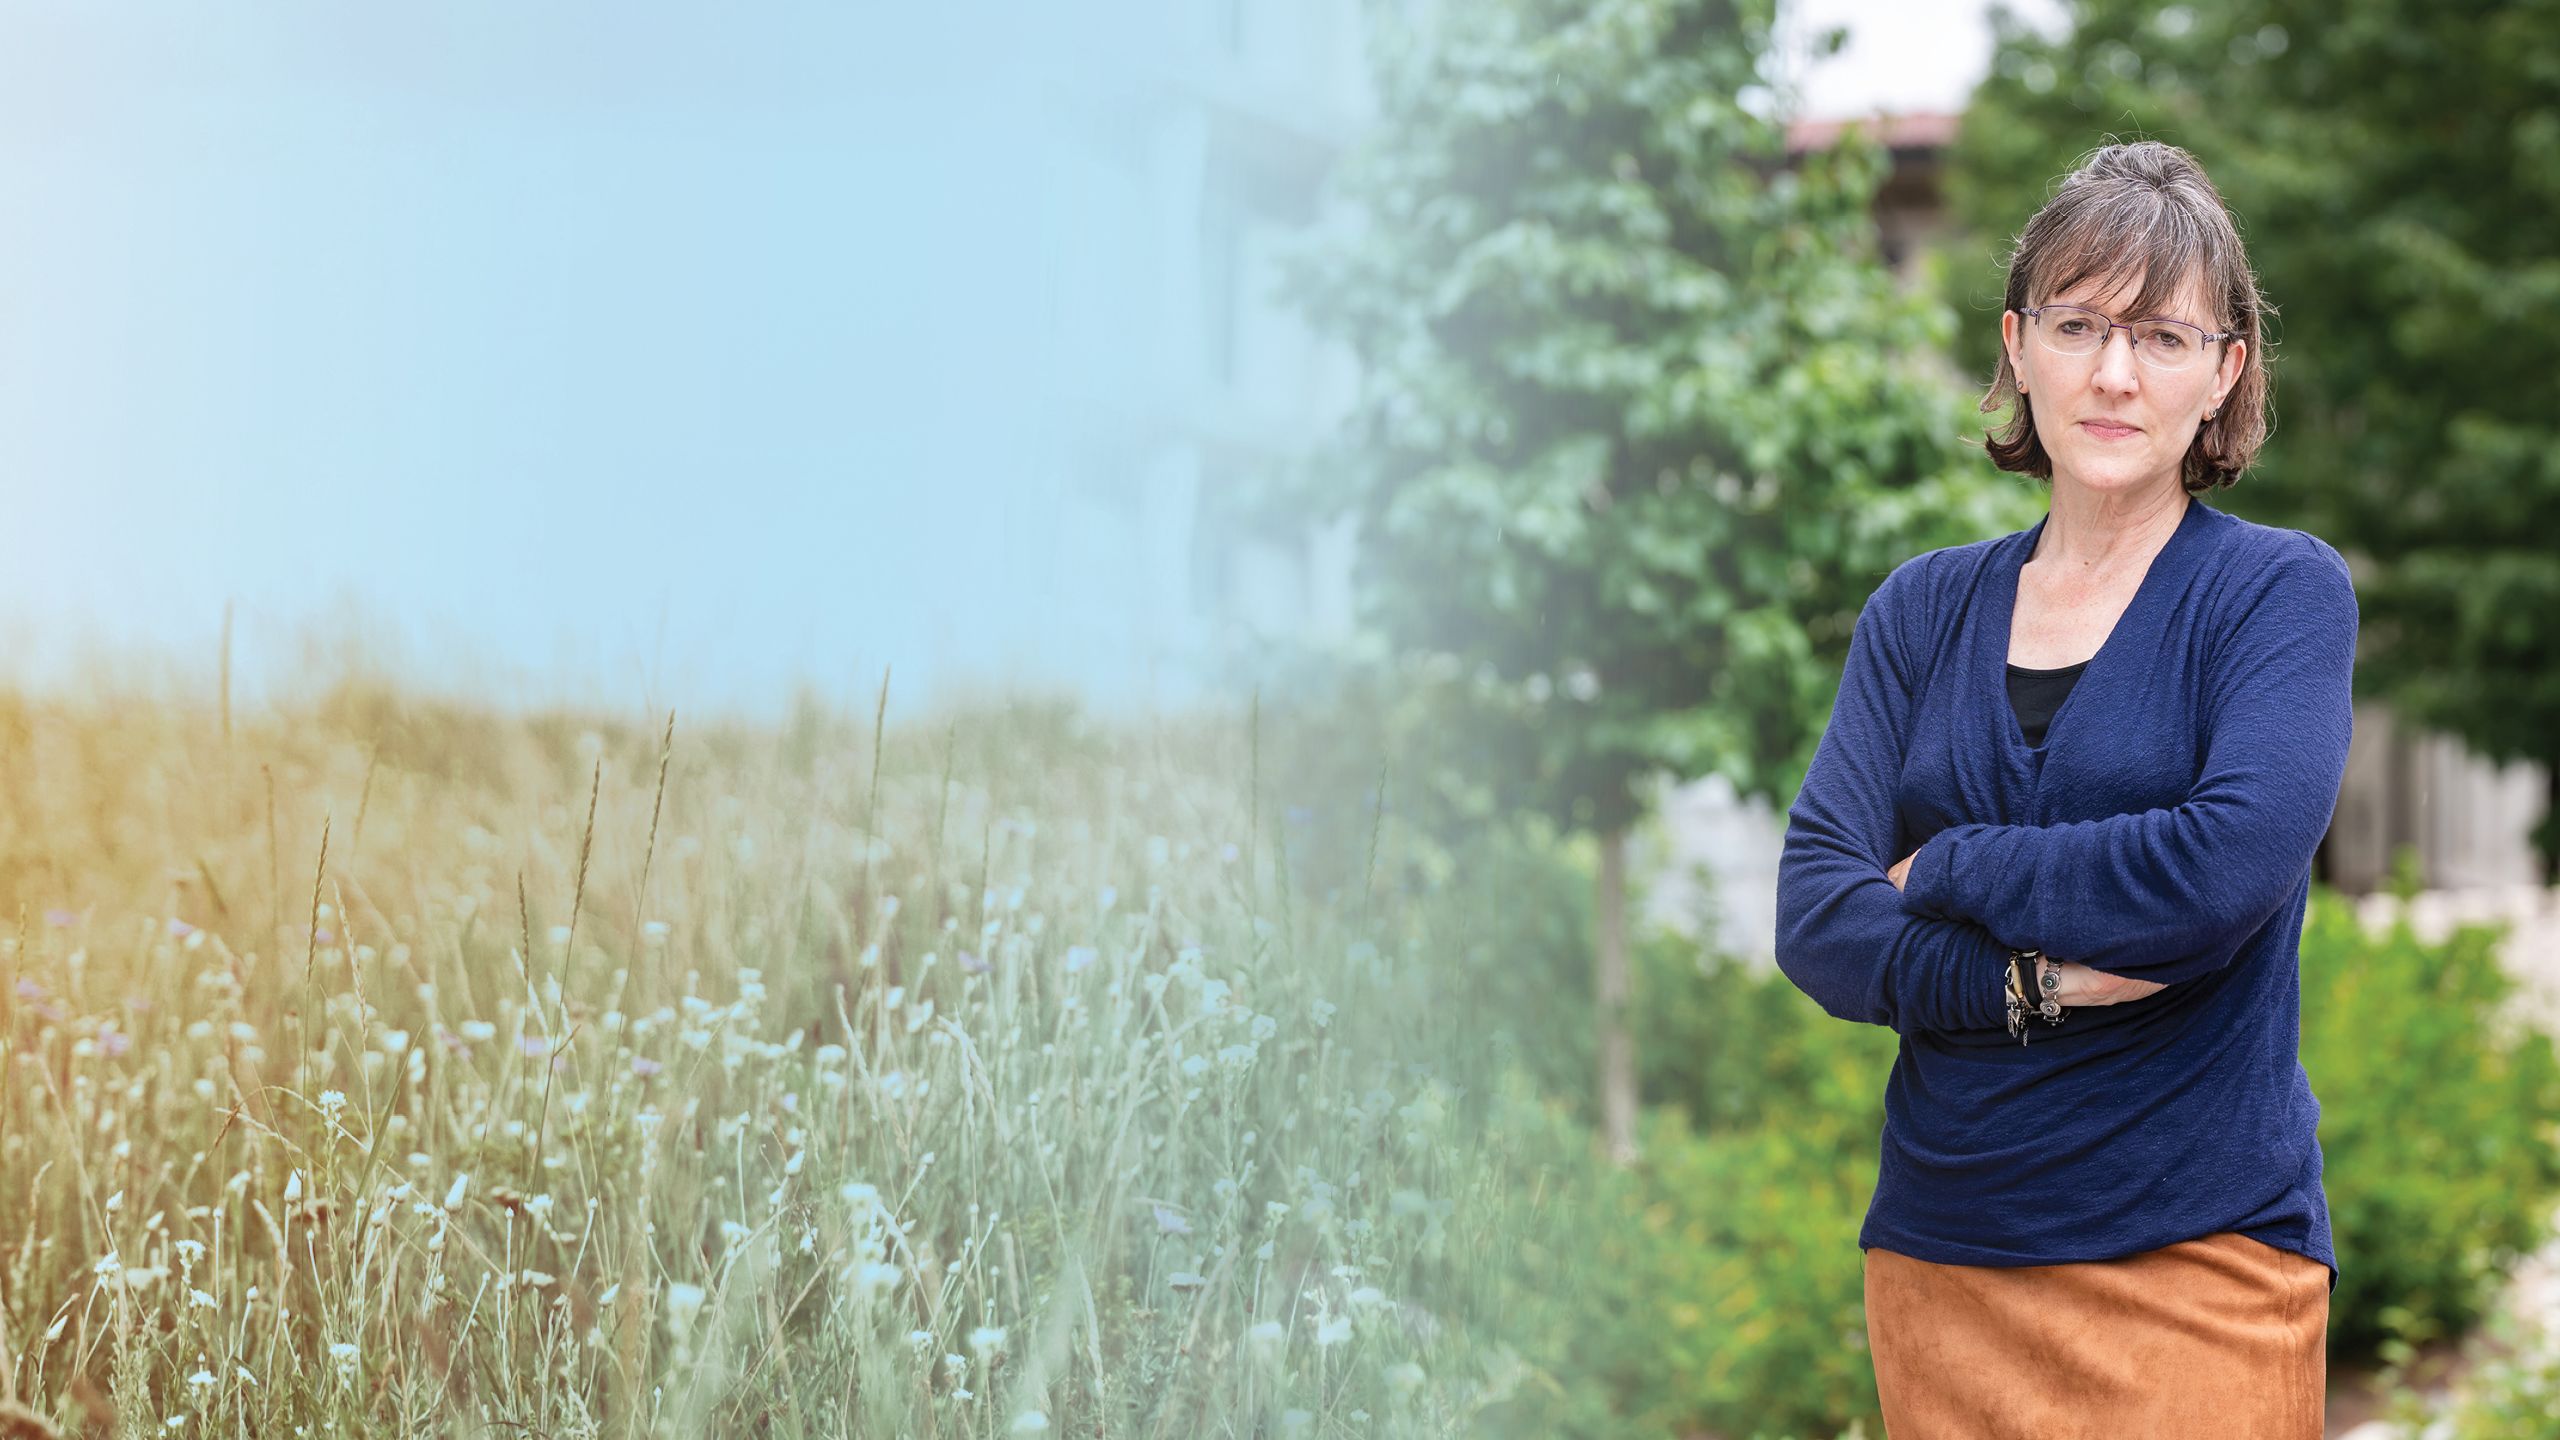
[1250,661,1604,1108]
[2301,887,2560,1364]
[1469,1077,1888,1440]
[2400,1304,2560,1438]
[1274,0,2031,836]
[1463,930,1893,1438]
[1944,0,2560,870]
[1633,911,1870,1134]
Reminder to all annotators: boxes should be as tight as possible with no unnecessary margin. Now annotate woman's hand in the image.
[2042,959,2168,1007]
[1888,850,2167,1007]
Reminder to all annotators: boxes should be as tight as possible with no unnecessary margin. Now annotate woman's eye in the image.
[2149,332,2187,350]
[2057,320,2092,335]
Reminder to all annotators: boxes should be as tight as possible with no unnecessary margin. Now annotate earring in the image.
[2205,406,2219,421]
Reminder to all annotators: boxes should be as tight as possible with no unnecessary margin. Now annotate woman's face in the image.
[2001,269,2246,499]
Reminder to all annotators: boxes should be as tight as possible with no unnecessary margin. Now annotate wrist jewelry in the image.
[2005,948,2068,1044]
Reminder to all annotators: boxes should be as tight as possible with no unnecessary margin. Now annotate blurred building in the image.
[1039,0,1370,716]
[1779,110,1962,271]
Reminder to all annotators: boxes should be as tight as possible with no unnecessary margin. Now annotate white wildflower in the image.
[663,1282,707,1331]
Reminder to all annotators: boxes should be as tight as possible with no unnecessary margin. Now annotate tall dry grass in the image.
[0,676,1564,1437]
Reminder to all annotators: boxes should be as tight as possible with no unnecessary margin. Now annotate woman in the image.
[1773,141,2352,1437]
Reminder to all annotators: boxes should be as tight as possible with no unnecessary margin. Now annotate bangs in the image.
[2025,191,2227,329]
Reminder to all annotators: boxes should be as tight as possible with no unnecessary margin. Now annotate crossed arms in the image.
[1773,540,2358,1037]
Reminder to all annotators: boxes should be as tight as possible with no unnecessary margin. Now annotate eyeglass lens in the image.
[2033,306,2209,369]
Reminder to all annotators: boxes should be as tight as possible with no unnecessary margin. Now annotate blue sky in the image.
[0,1,2033,723]
[0,1,1158,722]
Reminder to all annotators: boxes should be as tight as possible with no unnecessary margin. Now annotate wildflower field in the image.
[0,680,1586,1438]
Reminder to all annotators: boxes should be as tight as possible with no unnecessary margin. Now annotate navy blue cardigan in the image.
[1775,497,2356,1292]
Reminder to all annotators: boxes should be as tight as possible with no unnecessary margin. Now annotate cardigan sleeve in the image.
[1896,537,2358,988]
[1776,558,2013,1035]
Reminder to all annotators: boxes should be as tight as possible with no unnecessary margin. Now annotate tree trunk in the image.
[1597,824,1638,1165]
[2544,763,2558,889]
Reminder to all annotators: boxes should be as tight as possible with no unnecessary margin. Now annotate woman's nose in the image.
[2092,328,2144,390]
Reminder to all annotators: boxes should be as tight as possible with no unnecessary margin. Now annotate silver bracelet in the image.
[2005,949,2068,1043]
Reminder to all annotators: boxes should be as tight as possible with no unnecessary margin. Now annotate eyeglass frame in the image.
[2013,304,2241,371]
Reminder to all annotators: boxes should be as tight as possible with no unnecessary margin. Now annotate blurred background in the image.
[3,1,2556,1437]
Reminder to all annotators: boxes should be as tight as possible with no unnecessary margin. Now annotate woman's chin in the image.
[2055,453,2167,494]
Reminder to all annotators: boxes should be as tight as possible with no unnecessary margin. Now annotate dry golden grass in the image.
[0,676,1540,1437]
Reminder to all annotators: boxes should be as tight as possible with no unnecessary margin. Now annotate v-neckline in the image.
[1988,496,2214,755]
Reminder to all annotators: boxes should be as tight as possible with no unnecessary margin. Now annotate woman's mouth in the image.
[2079,420,2140,440]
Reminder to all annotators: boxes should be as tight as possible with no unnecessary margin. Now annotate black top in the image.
[2004,658,2090,747]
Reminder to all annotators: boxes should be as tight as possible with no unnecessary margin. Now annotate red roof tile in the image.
[1783,110,1961,155]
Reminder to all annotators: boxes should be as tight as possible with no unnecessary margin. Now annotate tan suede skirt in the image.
[1862,1231,2330,1439]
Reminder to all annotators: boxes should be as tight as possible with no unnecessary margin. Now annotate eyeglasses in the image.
[2017,304,2238,373]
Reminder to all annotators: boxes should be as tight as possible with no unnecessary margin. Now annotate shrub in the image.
[1465,1082,1883,1440]
[1464,932,1894,1438]
[2301,888,2560,1364]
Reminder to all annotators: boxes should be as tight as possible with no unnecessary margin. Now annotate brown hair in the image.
[1982,140,2275,493]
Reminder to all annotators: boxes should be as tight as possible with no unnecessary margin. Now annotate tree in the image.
[1272,0,2030,1160]
[1943,0,2560,876]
